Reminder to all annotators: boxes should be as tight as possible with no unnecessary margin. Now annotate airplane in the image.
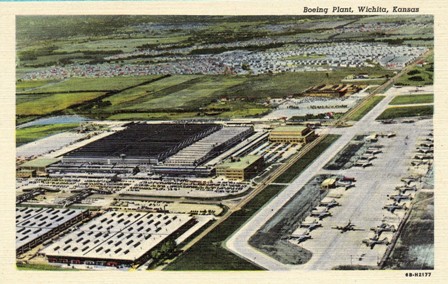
[340,176,356,182]
[300,220,322,231]
[401,176,420,185]
[319,199,340,209]
[362,236,390,249]
[417,148,433,154]
[359,154,376,161]
[310,208,332,220]
[332,220,364,233]
[354,161,372,168]
[395,184,418,194]
[366,148,382,155]
[290,232,312,244]
[370,222,396,236]
[388,193,413,203]
[411,160,432,167]
[383,202,408,213]
[381,119,396,124]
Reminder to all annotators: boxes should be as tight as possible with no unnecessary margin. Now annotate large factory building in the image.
[269,126,315,144]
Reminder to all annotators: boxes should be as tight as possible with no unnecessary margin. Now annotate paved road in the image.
[225,86,433,270]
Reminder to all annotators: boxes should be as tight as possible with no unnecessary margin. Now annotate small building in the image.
[216,155,264,181]
[269,126,315,144]
[16,169,36,178]
[19,158,60,176]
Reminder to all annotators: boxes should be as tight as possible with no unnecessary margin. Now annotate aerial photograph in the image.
[15,15,434,271]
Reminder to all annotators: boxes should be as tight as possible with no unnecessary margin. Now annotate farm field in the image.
[17,92,105,116]
[104,75,200,107]
[18,75,162,94]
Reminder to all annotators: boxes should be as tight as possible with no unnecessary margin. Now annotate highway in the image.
[225,85,433,270]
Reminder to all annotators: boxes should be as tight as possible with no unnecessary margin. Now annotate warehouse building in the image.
[269,126,315,144]
[216,155,264,181]
[42,210,196,267]
[61,122,221,165]
[303,84,363,98]
[19,158,60,176]
[164,126,254,166]
[16,207,88,255]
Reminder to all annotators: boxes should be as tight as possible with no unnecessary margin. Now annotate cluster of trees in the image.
[150,239,177,261]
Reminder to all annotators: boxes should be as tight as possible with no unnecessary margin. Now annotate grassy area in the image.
[16,116,40,125]
[16,123,78,146]
[347,95,384,121]
[164,185,286,270]
[121,76,247,111]
[17,92,105,116]
[389,94,433,105]
[16,79,59,92]
[104,75,200,107]
[19,75,162,93]
[376,105,433,120]
[273,135,340,184]
[16,263,78,271]
[395,66,433,86]
[395,52,433,86]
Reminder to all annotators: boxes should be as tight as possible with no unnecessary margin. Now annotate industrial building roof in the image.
[218,155,262,170]
[16,207,86,250]
[42,211,193,262]
[271,126,307,133]
[20,158,61,169]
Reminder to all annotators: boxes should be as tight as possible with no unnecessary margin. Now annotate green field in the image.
[16,79,59,92]
[17,92,105,116]
[19,75,162,94]
[395,52,433,86]
[16,123,78,146]
[376,105,433,120]
[347,95,385,121]
[273,135,340,184]
[16,263,78,271]
[104,75,200,107]
[121,76,247,111]
[389,94,433,105]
